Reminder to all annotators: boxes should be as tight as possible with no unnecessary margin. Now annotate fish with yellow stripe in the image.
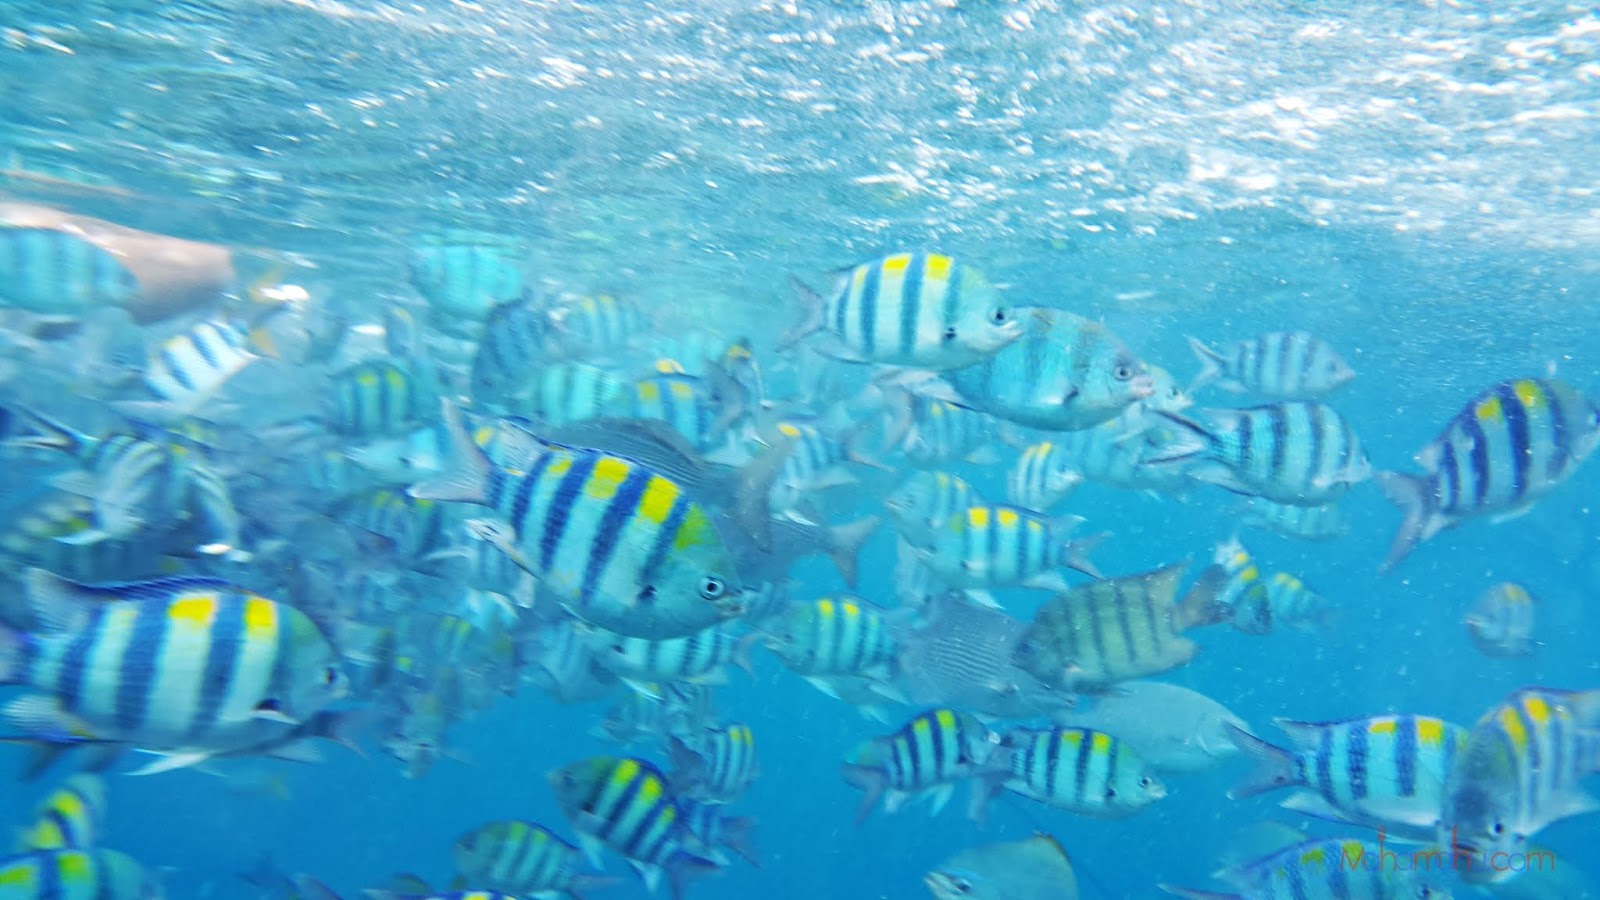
[841,708,999,825]
[1378,378,1600,572]
[1160,837,1452,900]
[884,471,982,546]
[547,755,719,900]
[910,504,1103,597]
[783,252,1023,369]
[1006,441,1084,513]
[450,819,605,900]
[1225,714,1469,837]
[1439,686,1600,882]
[14,775,106,852]
[0,848,161,899]
[0,569,347,774]
[977,725,1166,821]
[326,359,442,439]
[667,722,760,804]
[113,316,280,422]
[410,400,751,640]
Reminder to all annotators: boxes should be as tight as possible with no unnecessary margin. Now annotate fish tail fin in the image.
[1186,336,1227,393]
[1224,722,1299,799]
[1375,470,1432,573]
[1058,531,1107,580]
[828,516,880,588]
[1177,563,1236,630]
[733,431,799,553]
[664,735,706,795]
[777,276,826,351]
[841,764,886,825]
[666,850,720,900]
[1142,412,1214,466]
[717,814,762,867]
[408,399,494,505]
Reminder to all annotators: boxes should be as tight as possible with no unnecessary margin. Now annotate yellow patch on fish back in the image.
[583,457,633,501]
[243,597,279,640]
[966,507,991,528]
[56,851,90,881]
[655,359,685,374]
[1240,565,1259,582]
[1300,846,1327,866]
[1090,731,1112,753]
[842,601,860,616]
[671,506,715,552]
[612,757,641,787]
[924,253,953,285]
[880,253,912,276]
[1475,396,1504,423]
[778,422,802,439]
[635,476,680,525]
[935,709,956,731]
[913,716,933,738]
[385,368,405,391]
[1513,380,1545,409]
[168,595,220,627]
[1496,706,1529,749]
[1367,718,1398,736]
[1521,694,1551,726]
[636,380,662,402]
[996,508,1020,528]
[546,455,575,476]
[669,380,694,401]
[817,599,836,618]
[357,371,379,389]
[636,773,663,805]
[0,862,35,887]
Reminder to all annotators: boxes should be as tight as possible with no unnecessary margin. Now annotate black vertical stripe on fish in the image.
[1268,406,1288,481]
[1114,581,1136,668]
[1395,716,1418,798]
[1465,415,1492,507]
[832,272,851,341]
[1347,721,1368,801]
[857,260,880,358]
[1235,412,1254,472]
[1286,854,1310,900]
[1306,402,1326,485]
[1499,382,1531,500]
[1086,584,1109,672]
[1073,729,1092,805]
[115,601,170,734]
[639,494,692,592]
[1014,516,1030,582]
[1315,727,1335,804]
[55,608,103,715]
[900,254,925,359]
[162,347,196,391]
[1438,441,1461,513]
[1327,851,1352,900]
[193,327,221,369]
[984,511,1000,575]
[1546,380,1572,476]
[538,452,598,572]
[941,258,962,339]
[1103,732,1120,800]
[1044,729,1062,799]
[509,454,549,537]
[193,596,245,740]
[1511,698,1542,790]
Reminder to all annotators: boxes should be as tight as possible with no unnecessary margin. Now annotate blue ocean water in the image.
[2,2,1599,899]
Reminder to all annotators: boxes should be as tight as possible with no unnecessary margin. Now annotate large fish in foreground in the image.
[1378,378,1600,572]
[411,401,756,639]
[782,252,1023,370]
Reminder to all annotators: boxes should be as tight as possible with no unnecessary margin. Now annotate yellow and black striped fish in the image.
[15,774,106,852]
[0,848,159,899]
[451,819,592,899]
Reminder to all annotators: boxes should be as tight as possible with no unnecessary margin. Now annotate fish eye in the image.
[323,666,340,686]
[1105,788,1117,799]
[950,878,973,895]
[1139,776,1154,788]
[699,577,725,600]
[1114,364,1135,381]
[990,308,1007,325]
[1491,822,1505,836]
[943,326,958,342]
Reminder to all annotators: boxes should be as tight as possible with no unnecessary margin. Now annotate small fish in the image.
[1378,378,1600,572]
[1187,331,1355,398]
[327,359,442,439]
[0,226,140,316]
[593,683,716,746]
[125,317,273,420]
[1013,563,1220,693]
[1160,837,1452,900]
[667,722,760,804]
[1227,714,1469,837]
[979,726,1166,820]
[547,755,719,900]
[1058,681,1251,775]
[884,470,983,545]
[783,252,1022,369]
[925,833,1078,900]
[1439,687,1600,882]
[341,488,448,561]
[1150,402,1372,506]
[946,307,1154,431]
[1007,442,1084,512]
[470,297,553,403]
[409,232,525,321]
[501,362,630,426]
[762,595,899,681]
[588,624,743,688]
[678,799,760,868]
[840,707,999,824]
[544,293,649,362]
[895,592,1073,720]
[889,394,1003,468]
[1239,497,1348,541]
[912,504,1102,594]
[15,774,107,851]
[1464,582,1537,657]
[451,819,600,899]
[0,848,161,899]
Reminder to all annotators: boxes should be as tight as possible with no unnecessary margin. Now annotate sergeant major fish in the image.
[1187,331,1355,399]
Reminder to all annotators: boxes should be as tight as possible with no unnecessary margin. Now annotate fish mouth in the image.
[1129,374,1156,399]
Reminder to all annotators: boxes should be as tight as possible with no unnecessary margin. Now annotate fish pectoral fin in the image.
[252,701,300,725]
[576,828,608,869]
[126,750,216,777]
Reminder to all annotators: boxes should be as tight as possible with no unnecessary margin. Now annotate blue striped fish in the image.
[0,848,160,900]
[0,570,346,771]
[1440,687,1600,882]
[502,362,629,427]
[588,624,741,688]
[1187,331,1355,399]
[1464,582,1536,658]
[783,252,1022,369]
[409,233,524,321]
[1161,837,1452,900]
[1227,715,1469,836]
[667,722,760,804]
[0,227,140,316]
[841,708,999,824]
[411,401,746,639]
[677,799,760,868]
[547,755,719,900]
[1378,378,1600,572]
[15,775,106,852]
[451,819,597,899]
[1007,442,1085,512]
[1151,402,1372,506]
[1240,497,1348,541]
[947,307,1155,431]
[128,318,269,420]
[764,595,899,680]
[983,725,1166,820]
[470,297,551,403]
[327,359,442,438]
[884,470,982,545]
[912,504,1102,593]
[545,293,650,361]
